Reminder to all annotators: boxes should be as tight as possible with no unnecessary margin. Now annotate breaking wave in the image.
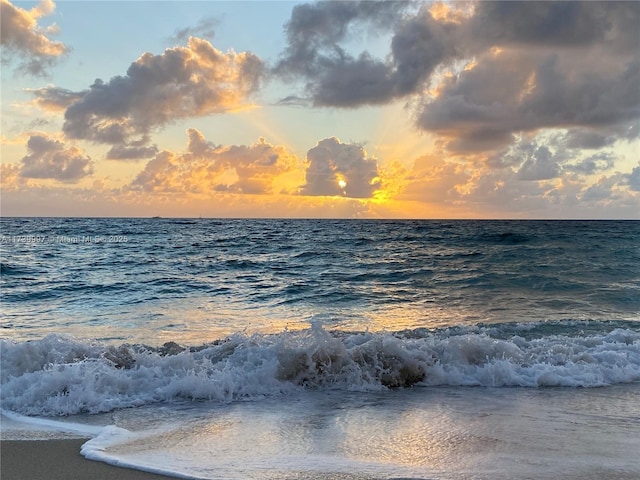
[1,320,639,416]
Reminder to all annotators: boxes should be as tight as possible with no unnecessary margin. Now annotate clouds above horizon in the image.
[276,1,639,155]
[19,134,93,182]
[0,0,67,76]
[130,129,297,195]
[2,0,639,218]
[302,137,381,198]
[24,0,639,160]
[401,152,640,218]
[32,37,264,158]
[418,47,639,154]
[130,131,386,199]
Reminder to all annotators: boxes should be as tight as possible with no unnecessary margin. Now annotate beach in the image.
[0,439,176,480]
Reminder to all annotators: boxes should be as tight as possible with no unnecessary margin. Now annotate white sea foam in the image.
[1,409,105,437]
[77,385,640,480]
[1,322,639,416]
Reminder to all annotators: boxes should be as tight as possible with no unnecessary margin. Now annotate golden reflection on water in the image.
[336,400,500,473]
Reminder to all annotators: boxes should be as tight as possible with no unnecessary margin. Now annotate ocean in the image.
[1,218,639,479]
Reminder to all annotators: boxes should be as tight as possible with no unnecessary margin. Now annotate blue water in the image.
[1,219,639,479]
[2,219,638,343]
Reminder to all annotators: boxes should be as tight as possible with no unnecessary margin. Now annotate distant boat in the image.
[151,216,161,219]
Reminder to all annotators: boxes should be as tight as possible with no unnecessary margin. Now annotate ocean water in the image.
[1,218,639,479]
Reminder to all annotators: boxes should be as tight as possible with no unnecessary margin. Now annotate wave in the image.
[1,320,639,416]
[0,262,38,277]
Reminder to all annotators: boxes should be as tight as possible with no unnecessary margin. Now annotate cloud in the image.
[274,95,311,107]
[275,0,418,107]
[417,1,640,153]
[417,48,640,153]
[106,144,160,161]
[488,134,619,181]
[130,129,297,194]
[28,85,85,111]
[170,17,219,43]
[516,145,562,181]
[578,173,627,202]
[626,164,640,192]
[466,1,639,52]
[563,129,618,150]
[19,134,93,182]
[274,2,471,107]
[278,0,404,72]
[0,163,24,191]
[301,137,381,198]
[277,1,639,156]
[0,0,67,75]
[565,152,615,176]
[56,37,263,150]
[399,151,639,218]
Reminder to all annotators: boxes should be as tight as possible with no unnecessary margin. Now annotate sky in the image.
[1,0,639,219]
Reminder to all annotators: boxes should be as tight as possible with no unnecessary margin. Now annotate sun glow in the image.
[338,179,347,189]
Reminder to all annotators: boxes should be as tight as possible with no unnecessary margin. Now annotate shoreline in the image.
[0,439,177,480]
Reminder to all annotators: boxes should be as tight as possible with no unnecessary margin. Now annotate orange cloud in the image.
[0,163,24,191]
[0,0,67,75]
[301,137,381,198]
[29,37,264,154]
[130,129,297,195]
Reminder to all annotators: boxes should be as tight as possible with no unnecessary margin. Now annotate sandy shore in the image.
[0,439,177,480]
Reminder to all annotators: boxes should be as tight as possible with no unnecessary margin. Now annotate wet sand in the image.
[0,439,177,480]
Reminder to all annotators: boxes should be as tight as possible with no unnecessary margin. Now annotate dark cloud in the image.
[299,7,455,107]
[130,129,296,194]
[308,53,394,107]
[301,137,381,198]
[170,17,219,43]
[274,95,311,107]
[106,144,159,161]
[565,152,615,176]
[418,49,640,153]
[59,37,264,149]
[579,174,623,202]
[524,56,639,129]
[275,0,418,107]
[418,1,640,153]
[563,129,618,150]
[626,164,640,192]
[489,136,617,180]
[516,145,562,181]
[278,0,405,74]
[277,1,639,157]
[273,2,462,107]
[467,1,636,50]
[20,134,93,181]
[388,7,458,96]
